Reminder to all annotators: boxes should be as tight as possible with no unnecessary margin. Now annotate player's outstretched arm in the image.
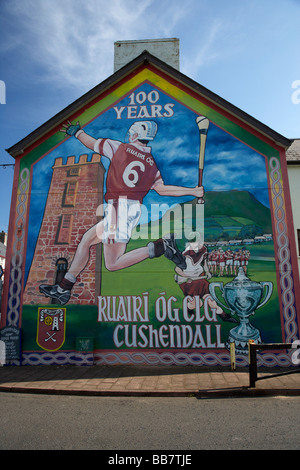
[154,182,204,198]
[60,120,97,151]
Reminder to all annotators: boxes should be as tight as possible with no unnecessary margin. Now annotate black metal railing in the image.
[248,342,300,387]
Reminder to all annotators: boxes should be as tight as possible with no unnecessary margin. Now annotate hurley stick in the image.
[196,116,209,204]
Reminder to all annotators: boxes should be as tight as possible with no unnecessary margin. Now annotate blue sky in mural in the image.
[1,0,300,233]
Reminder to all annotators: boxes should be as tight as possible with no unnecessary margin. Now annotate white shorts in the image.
[103,198,141,244]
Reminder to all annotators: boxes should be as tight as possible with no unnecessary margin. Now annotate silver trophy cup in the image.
[209,267,273,354]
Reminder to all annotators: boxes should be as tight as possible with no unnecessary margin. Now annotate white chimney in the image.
[114,38,180,72]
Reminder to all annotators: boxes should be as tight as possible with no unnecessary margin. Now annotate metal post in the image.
[249,341,257,387]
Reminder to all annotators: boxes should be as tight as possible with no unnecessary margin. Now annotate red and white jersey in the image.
[210,251,219,262]
[182,246,208,278]
[225,250,234,260]
[94,138,163,203]
[183,246,208,265]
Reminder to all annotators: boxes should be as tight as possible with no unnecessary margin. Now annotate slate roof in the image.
[286,139,300,163]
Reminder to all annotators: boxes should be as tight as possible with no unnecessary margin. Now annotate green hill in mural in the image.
[132,190,272,244]
[203,190,271,226]
[201,190,272,241]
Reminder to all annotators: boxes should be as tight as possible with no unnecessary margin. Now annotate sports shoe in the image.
[39,284,71,306]
[163,234,187,270]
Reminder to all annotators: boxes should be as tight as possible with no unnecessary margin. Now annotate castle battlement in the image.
[53,153,101,168]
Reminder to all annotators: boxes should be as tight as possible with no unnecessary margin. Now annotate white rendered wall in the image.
[114,38,180,72]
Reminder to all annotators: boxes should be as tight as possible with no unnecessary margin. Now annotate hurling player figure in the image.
[39,120,204,306]
[241,247,251,275]
[174,233,237,323]
[224,248,234,276]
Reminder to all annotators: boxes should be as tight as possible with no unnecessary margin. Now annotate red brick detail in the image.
[23,154,104,305]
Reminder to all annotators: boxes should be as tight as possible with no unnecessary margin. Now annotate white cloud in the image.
[1,0,270,96]
[193,19,223,68]
[1,0,189,91]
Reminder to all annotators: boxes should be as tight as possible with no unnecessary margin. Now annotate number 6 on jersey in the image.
[123,161,145,188]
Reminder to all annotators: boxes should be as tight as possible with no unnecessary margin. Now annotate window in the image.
[55,214,73,245]
[62,182,78,207]
[67,167,80,177]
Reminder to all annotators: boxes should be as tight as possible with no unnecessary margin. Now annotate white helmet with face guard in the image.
[127,121,157,143]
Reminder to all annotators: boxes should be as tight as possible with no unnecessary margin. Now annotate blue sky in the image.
[0,0,300,233]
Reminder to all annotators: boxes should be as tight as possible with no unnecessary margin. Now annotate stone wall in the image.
[23,154,104,305]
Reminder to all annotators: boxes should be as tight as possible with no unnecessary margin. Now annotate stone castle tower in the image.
[23,153,105,305]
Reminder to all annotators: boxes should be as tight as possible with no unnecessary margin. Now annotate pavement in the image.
[1,364,300,398]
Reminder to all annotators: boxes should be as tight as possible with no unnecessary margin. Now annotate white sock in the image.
[65,272,76,283]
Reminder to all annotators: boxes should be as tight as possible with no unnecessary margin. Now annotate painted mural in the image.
[2,66,299,367]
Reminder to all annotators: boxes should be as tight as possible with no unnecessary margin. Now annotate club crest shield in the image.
[37,307,66,351]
